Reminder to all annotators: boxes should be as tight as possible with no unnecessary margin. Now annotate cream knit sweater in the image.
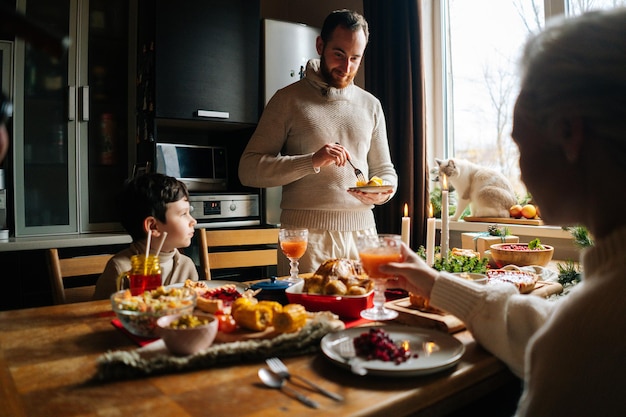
[239,59,397,232]
[430,226,626,416]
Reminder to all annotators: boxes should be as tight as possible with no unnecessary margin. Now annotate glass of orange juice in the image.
[357,234,403,320]
[279,228,308,283]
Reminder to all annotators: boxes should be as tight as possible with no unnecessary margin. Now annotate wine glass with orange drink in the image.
[356,234,404,320]
[279,228,309,283]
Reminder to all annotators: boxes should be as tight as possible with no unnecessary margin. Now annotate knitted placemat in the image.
[94,316,343,382]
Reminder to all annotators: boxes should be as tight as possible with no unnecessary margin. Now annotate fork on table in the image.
[265,357,344,402]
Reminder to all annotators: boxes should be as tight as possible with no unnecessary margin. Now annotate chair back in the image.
[46,248,113,304]
[198,228,279,280]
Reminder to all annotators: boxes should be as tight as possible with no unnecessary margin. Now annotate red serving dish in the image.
[285,280,374,319]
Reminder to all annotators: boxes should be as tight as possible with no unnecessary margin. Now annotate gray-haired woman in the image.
[382,8,626,417]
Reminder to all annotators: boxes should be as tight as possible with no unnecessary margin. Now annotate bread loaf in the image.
[409,292,445,314]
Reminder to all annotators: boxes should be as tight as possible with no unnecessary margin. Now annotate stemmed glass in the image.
[356,234,404,321]
[279,228,309,283]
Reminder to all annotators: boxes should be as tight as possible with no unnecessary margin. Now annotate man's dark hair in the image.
[118,172,189,241]
[320,9,369,44]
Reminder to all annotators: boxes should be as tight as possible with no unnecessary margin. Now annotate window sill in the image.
[441,220,572,240]
[435,219,580,262]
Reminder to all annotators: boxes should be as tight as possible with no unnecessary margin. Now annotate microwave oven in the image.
[155,143,227,192]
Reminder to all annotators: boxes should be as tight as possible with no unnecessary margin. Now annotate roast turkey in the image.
[303,258,374,296]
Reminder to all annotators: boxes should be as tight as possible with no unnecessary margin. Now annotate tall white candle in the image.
[426,203,436,266]
[401,203,410,246]
[441,174,449,260]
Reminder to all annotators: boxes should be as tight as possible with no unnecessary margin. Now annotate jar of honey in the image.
[117,254,162,295]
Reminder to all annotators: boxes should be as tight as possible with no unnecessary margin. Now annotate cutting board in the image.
[385,280,563,334]
[386,298,465,333]
[463,216,544,226]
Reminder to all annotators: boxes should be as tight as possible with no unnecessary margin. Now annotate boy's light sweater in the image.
[239,59,397,231]
[430,226,626,416]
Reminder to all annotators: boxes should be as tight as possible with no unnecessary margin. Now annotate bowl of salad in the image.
[489,239,554,268]
[110,286,196,337]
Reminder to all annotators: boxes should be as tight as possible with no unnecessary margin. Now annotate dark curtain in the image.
[363,0,428,249]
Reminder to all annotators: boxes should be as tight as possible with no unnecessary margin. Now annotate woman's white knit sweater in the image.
[239,59,397,232]
[430,226,626,416]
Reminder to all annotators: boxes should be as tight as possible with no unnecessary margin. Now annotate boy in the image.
[93,173,198,300]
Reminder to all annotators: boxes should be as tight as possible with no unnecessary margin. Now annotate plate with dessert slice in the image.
[321,325,465,377]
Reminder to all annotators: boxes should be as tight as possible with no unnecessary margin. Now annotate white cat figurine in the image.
[436,158,517,221]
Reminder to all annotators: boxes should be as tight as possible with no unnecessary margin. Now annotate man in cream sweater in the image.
[239,10,397,275]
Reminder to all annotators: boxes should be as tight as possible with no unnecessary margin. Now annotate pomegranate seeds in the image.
[201,285,241,304]
[353,328,418,364]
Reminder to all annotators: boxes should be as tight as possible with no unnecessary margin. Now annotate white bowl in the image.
[157,313,218,356]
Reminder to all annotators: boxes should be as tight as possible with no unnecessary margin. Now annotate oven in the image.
[189,193,260,229]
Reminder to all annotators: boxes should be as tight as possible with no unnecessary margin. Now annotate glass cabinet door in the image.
[15,0,76,236]
[14,0,134,236]
[79,0,132,232]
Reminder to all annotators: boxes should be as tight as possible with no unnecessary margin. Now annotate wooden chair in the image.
[46,248,114,304]
[198,228,279,280]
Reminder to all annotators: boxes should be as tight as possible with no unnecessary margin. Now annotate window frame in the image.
[422,0,573,243]
[425,0,566,169]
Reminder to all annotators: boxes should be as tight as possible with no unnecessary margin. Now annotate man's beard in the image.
[320,55,356,89]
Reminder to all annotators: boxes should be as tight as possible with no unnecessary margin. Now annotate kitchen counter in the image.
[0,233,132,252]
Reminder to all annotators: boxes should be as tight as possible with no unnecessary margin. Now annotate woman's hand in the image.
[380,242,438,298]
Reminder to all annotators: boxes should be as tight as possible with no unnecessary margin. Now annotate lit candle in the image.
[441,174,449,260]
[426,203,435,266]
[401,203,410,246]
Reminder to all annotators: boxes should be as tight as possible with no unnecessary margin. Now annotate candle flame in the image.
[423,341,440,356]
[403,203,409,217]
[442,174,448,191]
[428,202,433,218]
[401,340,410,351]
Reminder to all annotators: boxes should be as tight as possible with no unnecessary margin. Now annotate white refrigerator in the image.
[262,19,320,225]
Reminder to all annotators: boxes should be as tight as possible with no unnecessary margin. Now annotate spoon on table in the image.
[257,368,319,409]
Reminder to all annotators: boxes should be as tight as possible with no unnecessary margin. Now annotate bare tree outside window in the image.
[444,0,625,199]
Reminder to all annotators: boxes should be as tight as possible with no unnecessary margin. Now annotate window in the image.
[426,0,626,200]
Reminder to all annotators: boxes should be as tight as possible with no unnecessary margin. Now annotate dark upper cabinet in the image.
[152,0,260,125]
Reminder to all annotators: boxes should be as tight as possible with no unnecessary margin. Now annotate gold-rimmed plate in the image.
[321,325,465,377]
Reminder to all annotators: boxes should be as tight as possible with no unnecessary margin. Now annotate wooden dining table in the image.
[0,297,518,417]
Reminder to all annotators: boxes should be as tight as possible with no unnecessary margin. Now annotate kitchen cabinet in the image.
[147,0,260,125]
[13,0,136,236]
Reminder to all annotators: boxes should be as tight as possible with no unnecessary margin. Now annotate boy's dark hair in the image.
[320,9,369,44]
[118,173,190,241]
